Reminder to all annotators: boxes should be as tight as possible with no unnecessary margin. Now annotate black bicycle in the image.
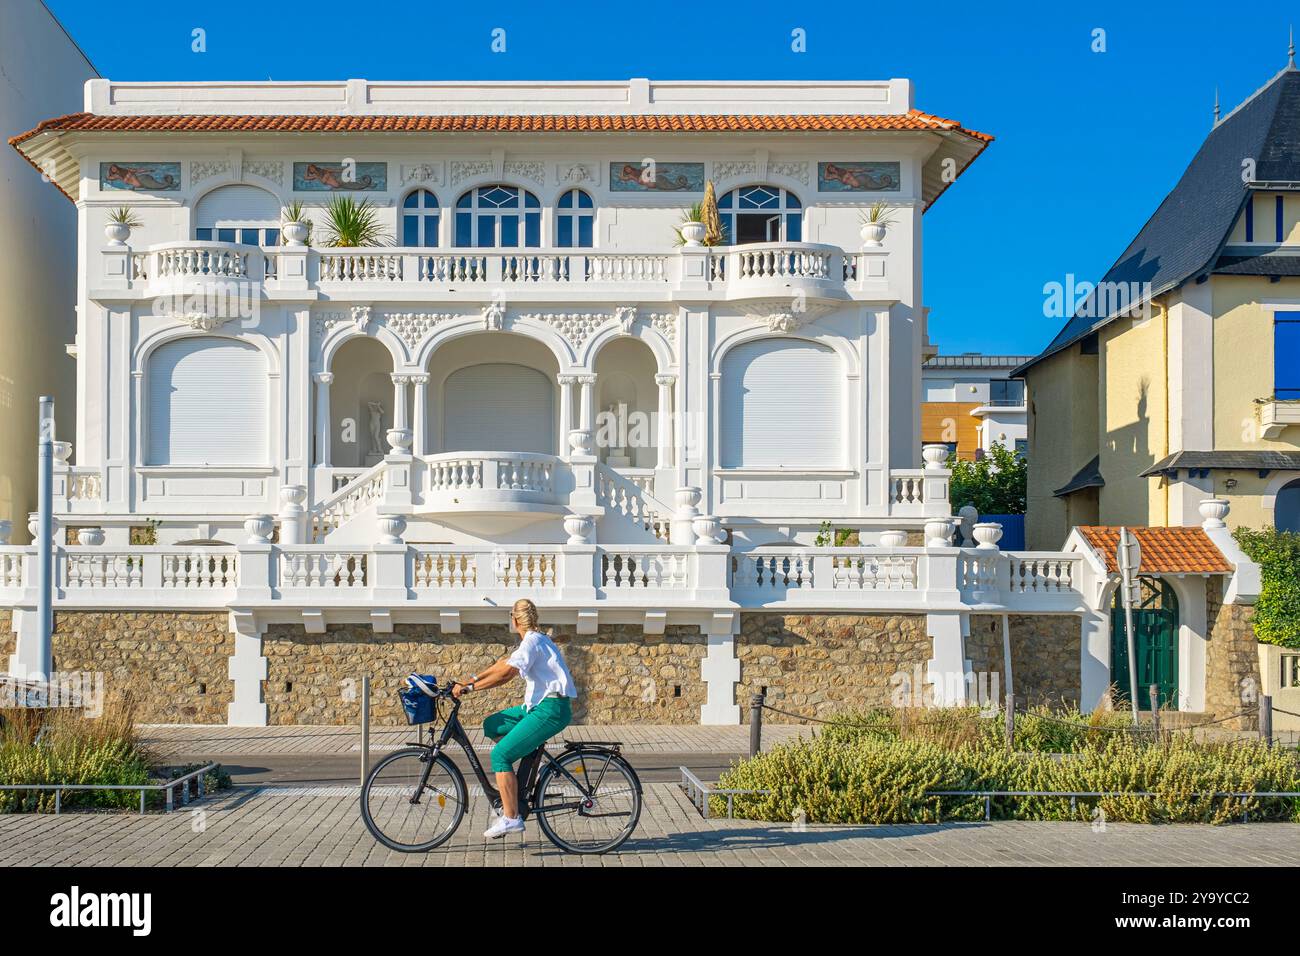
[360,680,642,855]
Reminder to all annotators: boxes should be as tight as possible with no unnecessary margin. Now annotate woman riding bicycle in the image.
[451,598,577,840]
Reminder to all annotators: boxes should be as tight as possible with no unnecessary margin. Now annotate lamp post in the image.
[35,396,54,679]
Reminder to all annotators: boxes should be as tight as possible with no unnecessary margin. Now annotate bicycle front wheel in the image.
[360,747,467,853]
[535,749,642,854]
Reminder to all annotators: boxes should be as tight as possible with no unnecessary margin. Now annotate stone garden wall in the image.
[1204,579,1260,730]
[736,613,932,723]
[49,611,233,723]
[966,614,1083,710]
[0,610,12,664]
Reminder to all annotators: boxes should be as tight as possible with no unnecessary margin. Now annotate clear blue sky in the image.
[41,0,1298,357]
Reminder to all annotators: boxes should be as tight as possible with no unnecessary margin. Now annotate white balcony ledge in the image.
[1259,400,1300,439]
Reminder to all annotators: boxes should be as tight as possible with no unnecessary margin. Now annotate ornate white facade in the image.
[4,78,1119,724]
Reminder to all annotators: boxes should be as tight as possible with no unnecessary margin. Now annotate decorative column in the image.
[389,373,412,453]
[409,374,429,457]
[577,374,596,433]
[655,373,676,468]
[557,375,577,458]
[313,372,334,466]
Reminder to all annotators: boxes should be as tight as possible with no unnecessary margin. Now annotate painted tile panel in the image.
[100,162,181,191]
[817,161,901,192]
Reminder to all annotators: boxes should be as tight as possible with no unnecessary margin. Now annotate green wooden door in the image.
[1111,578,1179,710]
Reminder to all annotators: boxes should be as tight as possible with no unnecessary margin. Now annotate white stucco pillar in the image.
[410,374,429,457]
[391,373,410,433]
[577,374,596,433]
[313,372,334,467]
[558,374,576,457]
[655,373,676,468]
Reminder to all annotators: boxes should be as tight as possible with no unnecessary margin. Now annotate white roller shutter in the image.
[194,184,280,229]
[148,338,268,465]
[720,339,841,468]
[443,363,554,454]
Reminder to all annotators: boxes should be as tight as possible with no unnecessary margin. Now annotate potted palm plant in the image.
[281,200,311,246]
[859,201,895,247]
[104,206,141,246]
[322,195,387,247]
[674,202,727,247]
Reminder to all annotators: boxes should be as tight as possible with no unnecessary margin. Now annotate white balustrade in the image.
[162,550,238,589]
[154,244,249,279]
[64,551,143,589]
[428,458,484,492]
[890,471,926,510]
[418,253,487,283]
[584,254,669,283]
[601,549,691,590]
[493,551,559,589]
[728,244,832,281]
[1006,553,1079,593]
[320,251,403,283]
[313,463,387,541]
[731,548,922,595]
[827,553,919,590]
[68,468,102,501]
[0,551,24,589]
[421,453,561,507]
[595,465,671,539]
[279,549,368,589]
[411,551,478,589]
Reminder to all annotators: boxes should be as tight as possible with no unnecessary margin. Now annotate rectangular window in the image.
[477,214,496,247]
[403,216,419,247]
[1278,195,1285,243]
[524,211,540,247]
[1276,313,1300,400]
[264,228,279,247]
[577,216,593,247]
[1245,196,1254,241]
[195,228,213,241]
[455,212,472,247]
[240,228,259,246]
[424,215,438,247]
[499,214,519,247]
[217,228,237,243]
[557,217,573,248]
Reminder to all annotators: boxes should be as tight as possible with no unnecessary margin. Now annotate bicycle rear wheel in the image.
[534,749,642,854]
[360,747,467,852]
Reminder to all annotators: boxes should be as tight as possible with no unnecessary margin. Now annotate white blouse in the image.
[507,630,578,710]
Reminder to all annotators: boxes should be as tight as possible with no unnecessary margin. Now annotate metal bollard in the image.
[1261,694,1273,748]
[749,692,765,758]
[360,674,371,786]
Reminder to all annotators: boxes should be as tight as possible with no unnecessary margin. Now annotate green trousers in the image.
[484,697,572,772]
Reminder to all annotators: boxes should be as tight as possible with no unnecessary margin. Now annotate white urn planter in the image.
[568,429,594,457]
[860,221,887,247]
[244,514,275,544]
[279,484,307,510]
[76,527,105,547]
[972,522,1004,550]
[376,514,407,545]
[924,518,954,548]
[283,220,309,246]
[564,515,595,545]
[386,428,413,454]
[878,529,908,549]
[1199,498,1230,529]
[692,515,723,545]
[104,222,131,246]
[52,441,72,465]
[675,486,702,513]
[27,513,39,541]
[679,221,706,247]
[921,444,951,470]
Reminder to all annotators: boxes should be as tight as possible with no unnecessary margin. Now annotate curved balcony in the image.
[417,452,568,531]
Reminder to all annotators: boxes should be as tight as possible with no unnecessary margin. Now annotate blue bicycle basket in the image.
[400,673,438,725]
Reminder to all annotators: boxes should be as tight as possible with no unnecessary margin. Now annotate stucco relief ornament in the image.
[483,301,507,331]
[558,163,596,184]
[176,311,232,332]
[450,160,492,185]
[245,160,284,185]
[351,304,373,333]
[522,312,607,348]
[381,311,459,349]
[505,161,546,186]
[770,161,810,184]
[614,306,638,334]
[190,160,230,184]
[744,300,833,333]
[401,163,443,185]
[712,160,756,181]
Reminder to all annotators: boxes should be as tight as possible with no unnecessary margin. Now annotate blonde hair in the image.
[511,598,540,631]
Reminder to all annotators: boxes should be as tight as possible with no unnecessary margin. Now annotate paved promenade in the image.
[3,783,1298,867]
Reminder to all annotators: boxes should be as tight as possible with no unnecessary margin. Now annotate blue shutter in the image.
[1276,313,1300,400]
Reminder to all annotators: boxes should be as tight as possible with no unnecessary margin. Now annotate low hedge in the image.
[716,733,1300,825]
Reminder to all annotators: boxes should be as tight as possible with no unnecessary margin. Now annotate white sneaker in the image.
[483,815,525,840]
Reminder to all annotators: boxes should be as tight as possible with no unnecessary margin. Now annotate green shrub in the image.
[716,728,1300,825]
[1233,527,1300,648]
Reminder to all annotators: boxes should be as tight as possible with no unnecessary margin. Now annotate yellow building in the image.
[1019,58,1300,549]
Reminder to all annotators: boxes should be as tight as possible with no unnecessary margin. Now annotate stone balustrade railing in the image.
[0,541,1086,614]
[100,240,892,303]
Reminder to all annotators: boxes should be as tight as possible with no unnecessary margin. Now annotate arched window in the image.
[718,185,803,244]
[193,184,280,246]
[1276,479,1300,532]
[147,338,267,465]
[454,184,541,248]
[555,188,594,248]
[720,339,841,468]
[401,189,440,247]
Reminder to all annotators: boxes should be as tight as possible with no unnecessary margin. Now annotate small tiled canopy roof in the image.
[1076,526,1234,574]
[8,108,993,205]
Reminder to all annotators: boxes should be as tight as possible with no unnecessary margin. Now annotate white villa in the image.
[1,77,1262,727]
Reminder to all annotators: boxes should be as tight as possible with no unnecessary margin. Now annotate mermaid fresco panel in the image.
[293,162,387,192]
[817,161,901,192]
[99,162,181,191]
[609,161,705,192]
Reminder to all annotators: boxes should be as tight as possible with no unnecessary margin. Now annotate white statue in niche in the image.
[367,402,385,457]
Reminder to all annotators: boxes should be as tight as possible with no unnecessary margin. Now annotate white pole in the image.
[1119,527,1140,724]
[1000,612,1014,705]
[35,396,54,680]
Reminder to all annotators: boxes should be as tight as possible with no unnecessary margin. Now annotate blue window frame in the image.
[454,184,541,248]
[1277,313,1300,400]
[555,188,594,248]
[717,185,802,244]
[195,226,279,245]
[1245,196,1254,242]
[402,189,440,247]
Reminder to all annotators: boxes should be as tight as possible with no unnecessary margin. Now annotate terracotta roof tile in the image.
[8,109,994,144]
[1076,526,1234,574]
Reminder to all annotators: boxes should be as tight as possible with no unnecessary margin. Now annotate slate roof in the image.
[1076,526,1233,574]
[1052,454,1104,497]
[1016,64,1300,378]
[1140,449,1300,475]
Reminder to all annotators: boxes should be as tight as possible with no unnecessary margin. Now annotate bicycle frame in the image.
[417,694,610,820]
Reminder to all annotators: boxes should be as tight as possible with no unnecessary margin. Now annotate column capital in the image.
[314,371,335,385]
[391,372,414,385]
[655,373,677,387]
[557,374,580,386]
[408,374,430,386]
[576,373,597,386]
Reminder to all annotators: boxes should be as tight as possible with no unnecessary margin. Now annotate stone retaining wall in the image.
[1205,579,1260,730]
[966,614,1083,709]
[263,622,707,726]
[736,613,931,723]
[49,611,233,723]
[0,611,12,664]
